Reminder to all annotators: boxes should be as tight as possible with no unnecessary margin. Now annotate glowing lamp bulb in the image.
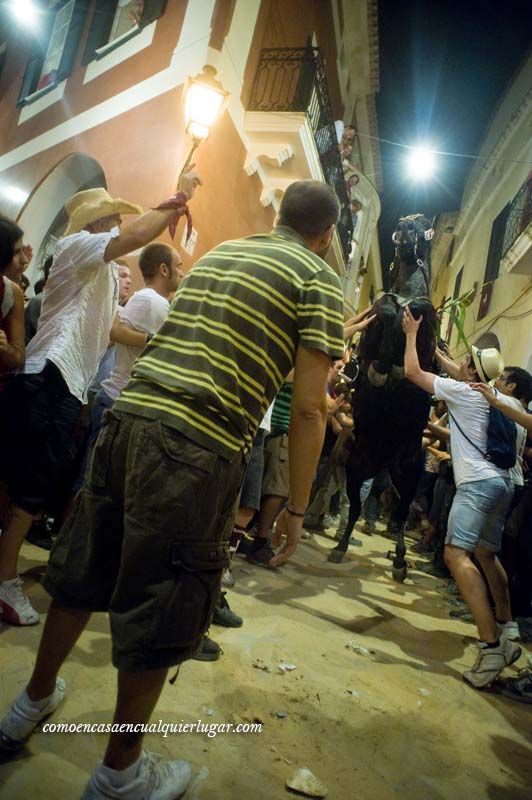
[406,147,436,181]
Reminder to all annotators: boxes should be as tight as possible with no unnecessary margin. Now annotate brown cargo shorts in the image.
[43,409,245,672]
[261,433,290,498]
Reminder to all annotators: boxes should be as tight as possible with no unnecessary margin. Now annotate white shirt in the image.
[434,376,511,487]
[260,402,274,433]
[24,231,119,403]
[1,276,14,317]
[102,287,170,402]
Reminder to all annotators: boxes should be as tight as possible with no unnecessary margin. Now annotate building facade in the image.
[431,51,532,373]
[0,0,381,310]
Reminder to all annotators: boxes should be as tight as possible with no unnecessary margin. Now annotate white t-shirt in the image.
[433,376,512,487]
[24,231,118,403]
[102,287,170,402]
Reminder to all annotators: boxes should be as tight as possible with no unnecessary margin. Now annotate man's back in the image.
[116,226,344,459]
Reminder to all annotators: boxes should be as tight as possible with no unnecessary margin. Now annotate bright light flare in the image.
[406,146,436,181]
[0,185,29,204]
[9,0,41,27]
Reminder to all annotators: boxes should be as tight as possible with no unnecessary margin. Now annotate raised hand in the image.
[178,164,203,200]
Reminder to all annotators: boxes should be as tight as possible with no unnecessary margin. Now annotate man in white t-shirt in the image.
[402,306,522,689]
[89,242,182,443]
[0,176,200,627]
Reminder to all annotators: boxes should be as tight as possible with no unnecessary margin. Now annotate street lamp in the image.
[180,65,230,177]
[8,0,41,27]
[406,146,436,181]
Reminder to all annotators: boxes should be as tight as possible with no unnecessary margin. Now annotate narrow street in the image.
[2,525,531,800]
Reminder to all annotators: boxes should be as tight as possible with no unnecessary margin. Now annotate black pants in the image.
[9,361,82,515]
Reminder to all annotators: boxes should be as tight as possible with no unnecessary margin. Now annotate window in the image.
[38,0,75,90]
[483,203,510,284]
[82,0,167,64]
[17,0,88,106]
[109,0,142,43]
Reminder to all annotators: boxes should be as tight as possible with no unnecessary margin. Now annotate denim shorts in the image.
[445,477,513,553]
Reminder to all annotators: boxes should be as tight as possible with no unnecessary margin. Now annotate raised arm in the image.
[435,347,460,380]
[471,383,532,434]
[402,306,436,394]
[104,170,202,263]
[109,314,149,348]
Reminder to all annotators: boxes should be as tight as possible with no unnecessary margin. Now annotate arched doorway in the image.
[474,332,501,351]
[17,154,106,290]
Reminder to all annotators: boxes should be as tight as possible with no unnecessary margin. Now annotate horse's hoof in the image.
[327,548,345,564]
[392,566,407,583]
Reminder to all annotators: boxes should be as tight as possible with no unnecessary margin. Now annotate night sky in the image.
[376,0,532,274]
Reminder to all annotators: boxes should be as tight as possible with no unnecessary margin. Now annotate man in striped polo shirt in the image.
[2,181,345,798]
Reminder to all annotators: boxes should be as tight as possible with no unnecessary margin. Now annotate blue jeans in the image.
[73,389,114,494]
[445,477,513,553]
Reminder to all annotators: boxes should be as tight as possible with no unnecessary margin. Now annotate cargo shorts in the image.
[43,409,245,672]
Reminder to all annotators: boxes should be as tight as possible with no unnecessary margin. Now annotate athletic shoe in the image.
[212,592,243,628]
[0,677,66,752]
[81,750,191,799]
[463,640,522,689]
[222,569,235,588]
[323,514,339,529]
[498,620,521,642]
[499,670,532,705]
[191,636,221,662]
[0,577,39,625]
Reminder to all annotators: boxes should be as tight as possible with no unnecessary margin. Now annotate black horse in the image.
[328,215,438,578]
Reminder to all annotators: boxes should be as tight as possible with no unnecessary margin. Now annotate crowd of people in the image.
[0,171,531,798]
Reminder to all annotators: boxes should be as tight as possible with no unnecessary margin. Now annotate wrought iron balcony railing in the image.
[502,173,532,256]
[248,47,353,261]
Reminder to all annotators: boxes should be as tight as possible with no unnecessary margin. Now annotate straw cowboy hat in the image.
[471,345,504,383]
[64,188,142,236]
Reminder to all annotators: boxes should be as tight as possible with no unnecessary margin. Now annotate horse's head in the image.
[392,214,434,266]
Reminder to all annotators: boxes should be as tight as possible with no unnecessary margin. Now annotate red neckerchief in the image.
[154,191,192,242]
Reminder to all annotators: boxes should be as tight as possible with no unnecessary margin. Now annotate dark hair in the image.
[20,274,29,291]
[278,181,340,239]
[43,254,53,283]
[0,215,24,273]
[34,278,45,295]
[504,366,532,404]
[139,242,175,280]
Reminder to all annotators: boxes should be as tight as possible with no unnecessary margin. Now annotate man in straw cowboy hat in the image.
[402,305,523,689]
[0,171,201,629]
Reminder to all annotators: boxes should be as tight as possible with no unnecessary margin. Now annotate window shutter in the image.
[57,0,89,81]
[81,0,118,64]
[483,203,510,284]
[140,0,167,27]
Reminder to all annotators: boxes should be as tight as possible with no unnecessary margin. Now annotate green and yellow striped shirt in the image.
[116,226,344,460]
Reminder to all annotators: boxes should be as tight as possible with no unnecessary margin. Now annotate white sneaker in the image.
[0,576,40,625]
[81,751,192,799]
[498,620,521,642]
[0,677,66,751]
[463,639,522,689]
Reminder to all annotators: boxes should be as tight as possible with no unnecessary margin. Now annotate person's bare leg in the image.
[256,495,284,540]
[475,546,512,624]
[444,544,498,642]
[0,505,35,581]
[103,668,168,770]
[235,507,254,530]
[26,601,92,700]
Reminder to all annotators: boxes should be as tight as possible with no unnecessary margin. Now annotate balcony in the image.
[501,174,532,276]
[244,47,353,271]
